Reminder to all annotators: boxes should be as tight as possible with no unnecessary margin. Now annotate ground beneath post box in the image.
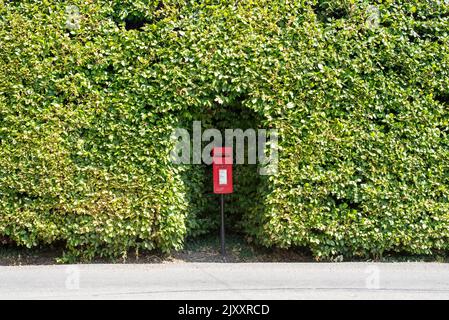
[0,234,313,265]
[1,233,448,265]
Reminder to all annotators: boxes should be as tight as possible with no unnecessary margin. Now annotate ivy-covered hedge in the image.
[0,0,448,260]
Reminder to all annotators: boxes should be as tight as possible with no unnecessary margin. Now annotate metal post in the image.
[220,194,226,260]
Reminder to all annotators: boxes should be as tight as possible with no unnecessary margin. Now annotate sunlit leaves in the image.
[1,0,448,260]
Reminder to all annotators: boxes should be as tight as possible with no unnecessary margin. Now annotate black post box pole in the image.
[220,194,226,260]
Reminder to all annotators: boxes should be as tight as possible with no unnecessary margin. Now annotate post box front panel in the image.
[212,147,233,194]
[213,164,233,194]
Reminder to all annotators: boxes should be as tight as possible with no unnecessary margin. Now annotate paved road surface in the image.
[1,263,448,299]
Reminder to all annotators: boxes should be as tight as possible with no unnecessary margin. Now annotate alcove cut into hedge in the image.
[0,0,448,261]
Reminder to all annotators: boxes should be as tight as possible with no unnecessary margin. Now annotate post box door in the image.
[212,147,233,194]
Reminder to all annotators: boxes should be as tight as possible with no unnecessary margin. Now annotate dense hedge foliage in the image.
[1,0,448,260]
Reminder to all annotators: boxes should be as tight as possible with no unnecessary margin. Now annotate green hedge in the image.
[0,0,448,260]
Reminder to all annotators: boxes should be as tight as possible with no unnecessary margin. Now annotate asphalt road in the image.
[1,262,449,299]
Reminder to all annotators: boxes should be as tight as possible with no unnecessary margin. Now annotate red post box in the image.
[212,147,233,194]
